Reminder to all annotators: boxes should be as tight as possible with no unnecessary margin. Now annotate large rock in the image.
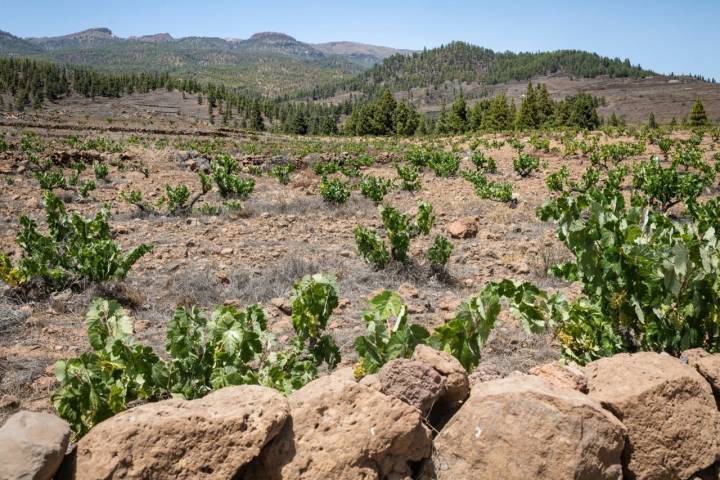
[529,360,588,393]
[244,375,432,479]
[424,374,626,480]
[446,218,477,239]
[378,358,444,416]
[587,352,720,480]
[0,411,70,480]
[74,385,289,480]
[412,344,469,405]
[682,348,720,406]
[467,362,504,387]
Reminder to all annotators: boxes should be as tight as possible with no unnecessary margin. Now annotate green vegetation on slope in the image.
[307,41,654,98]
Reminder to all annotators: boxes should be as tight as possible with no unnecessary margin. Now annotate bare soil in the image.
[0,102,716,424]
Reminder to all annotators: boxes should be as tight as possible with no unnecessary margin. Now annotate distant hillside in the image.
[0,28,409,96]
[0,30,43,55]
[315,41,655,98]
[27,27,118,49]
[313,41,414,68]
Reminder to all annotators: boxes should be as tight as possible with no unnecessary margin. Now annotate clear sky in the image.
[3,0,719,80]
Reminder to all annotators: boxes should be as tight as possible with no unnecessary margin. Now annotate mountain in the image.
[0,30,43,54]
[317,41,655,99]
[129,33,174,42]
[235,32,324,59]
[0,28,401,95]
[0,28,692,107]
[312,41,414,68]
[27,27,118,49]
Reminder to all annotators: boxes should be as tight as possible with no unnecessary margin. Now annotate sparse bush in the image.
[355,291,429,374]
[514,153,540,177]
[632,155,715,212]
[53,274,342,438]
[195,203,221,216]
[270,163,295,185]
[462,170,513,203]
[78,180,96,198]
[546,166,570,192]
[471,151,497,173]
[0,191,151,291]
[395,163,421,191]
[164,184,191,212]
[354,226,390,269]
[359,175,393,204]
[355,201,435,267]
[93,161,109,181]
[122,174,210,215]
[427,235,453,272]
[319,176,351,204]
[224,200,243,213]
[313,160,339,176]
[211,154,255,199]
[428,151,460,177]
[356,280,551,374]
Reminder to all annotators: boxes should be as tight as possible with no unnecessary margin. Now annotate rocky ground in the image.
[0,108,714,427]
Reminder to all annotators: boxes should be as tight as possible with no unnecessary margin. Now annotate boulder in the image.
[329,366,357,383]
[358,373,380,390]
[378,358,444,416]
[74,385,289,480]
[0,411,70,480]
[682,348,720,406]
[587,352,720,480]
[446,218,477,239]
[244,375,432,479]
[412,344,469,405]
[529,360,588,393]
[467,362,503,387]
[424,374,626,480]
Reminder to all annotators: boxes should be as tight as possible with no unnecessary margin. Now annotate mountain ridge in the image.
[1,26,711,104]
[9,27,410,65]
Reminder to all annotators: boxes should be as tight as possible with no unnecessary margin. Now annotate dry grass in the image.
[227,256,321,304]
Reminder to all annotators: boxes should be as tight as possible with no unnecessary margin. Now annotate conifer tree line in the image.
[343,83,605,135]
[0,57,713,135]
[301,42,654,100]
[0,56,346,133]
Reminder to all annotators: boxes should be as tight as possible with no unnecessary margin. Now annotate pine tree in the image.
[247,103,264,131]
[468,99,489,131]
[373,90,397,134]
[481,94,514,131]
[288,110,308,134]
[516,82,538,130]
[608,113,620,127]
[648,112,658,129]
[689,97,708,127]
[446,94,468,133]
[534,84,554,126]
[393,101,420,136]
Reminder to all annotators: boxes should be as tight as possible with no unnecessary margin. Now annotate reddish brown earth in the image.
[0,104,717,424]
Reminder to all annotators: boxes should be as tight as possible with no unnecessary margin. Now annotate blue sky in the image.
[4,0,719,79]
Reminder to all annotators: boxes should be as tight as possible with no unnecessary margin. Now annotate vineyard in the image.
[2,118,720,477]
